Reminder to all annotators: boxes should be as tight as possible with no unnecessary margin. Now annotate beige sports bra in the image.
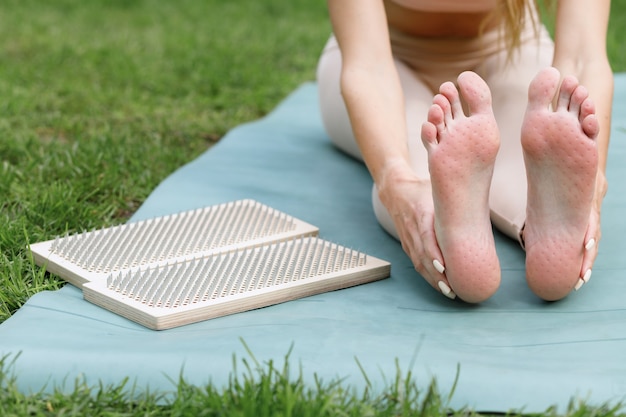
[390,0,497,13]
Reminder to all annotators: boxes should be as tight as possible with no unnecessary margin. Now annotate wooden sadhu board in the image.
[30,199,390,330]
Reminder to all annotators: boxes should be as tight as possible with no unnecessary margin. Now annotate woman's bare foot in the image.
[421,71,501,303]
[522,67,599,301]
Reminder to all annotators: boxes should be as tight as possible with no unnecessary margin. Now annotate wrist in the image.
[374,159,429,207]
[376,159,417,189]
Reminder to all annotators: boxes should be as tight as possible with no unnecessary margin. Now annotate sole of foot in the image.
[421,71,501,303]
[522,67,599,301]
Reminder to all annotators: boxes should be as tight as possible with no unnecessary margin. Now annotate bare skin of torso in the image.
[383,0,500,37]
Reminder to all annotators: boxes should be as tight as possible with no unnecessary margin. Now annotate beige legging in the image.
[316,20,554,244]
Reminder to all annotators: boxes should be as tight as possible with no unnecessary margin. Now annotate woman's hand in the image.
[376,164,456,299]
[578,171,608,290]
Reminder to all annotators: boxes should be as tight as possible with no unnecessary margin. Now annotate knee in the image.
[317,65,363,160]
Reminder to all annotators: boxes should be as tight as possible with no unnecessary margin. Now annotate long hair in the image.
[481,0,553,62]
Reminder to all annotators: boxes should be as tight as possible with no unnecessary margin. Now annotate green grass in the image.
[1,347,624,417]
[607,0,626,71]
[0,0,332,322]
[1,345,461,417]
[1,0,626,415]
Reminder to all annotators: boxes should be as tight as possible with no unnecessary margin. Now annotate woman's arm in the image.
[552,0,612,185]
[327,0,413,185]
[551,0,613,273]
[327,0,453,296]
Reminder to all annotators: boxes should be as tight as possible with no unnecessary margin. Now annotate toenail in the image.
[432,259,445,274]
[437,281,456,299]
[582,268,592,283]
[574,278,585,291]
[585,238,596,251]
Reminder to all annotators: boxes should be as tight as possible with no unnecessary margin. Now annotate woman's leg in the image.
[318,39,502,302]
[482,25,599,301]
[521,68,599,300]
[316,37,365,161]
[480,25,554,242]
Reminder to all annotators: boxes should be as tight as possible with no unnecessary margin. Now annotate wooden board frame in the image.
[29,200,390,330]
[29,199,319,286]
[83,237,391,330]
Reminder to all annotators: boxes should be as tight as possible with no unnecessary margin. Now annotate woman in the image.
[316,0,613,302]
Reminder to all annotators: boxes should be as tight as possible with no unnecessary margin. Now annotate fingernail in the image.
[585,238,596,251]
[574,278,584,291]
[438,281,456,299]
[433,259,445,274]
[582,268,592,283]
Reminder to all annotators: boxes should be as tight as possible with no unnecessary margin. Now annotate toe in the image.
[439,81,464,118]
[581,114,600,139]
[580,96,595,121]
[528,67,560,111]
[556,75,579,112]
[421,121,438,148]
[433,93,452,125]
[579,96,599,139]
[457,71,493,116]
[567,84,588,117]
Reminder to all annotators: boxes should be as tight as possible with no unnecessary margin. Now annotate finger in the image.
[393,201,456,300]
[413,257,456,300]
[418,223,456,300]
[576,244,597,291]
[576,212,601,291]
[400,223,455,299]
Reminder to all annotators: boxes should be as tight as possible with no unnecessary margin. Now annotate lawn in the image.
[0,0,332,323]
[1,0,625,415]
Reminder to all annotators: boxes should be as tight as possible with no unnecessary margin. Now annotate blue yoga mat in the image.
[1,75,625,412]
